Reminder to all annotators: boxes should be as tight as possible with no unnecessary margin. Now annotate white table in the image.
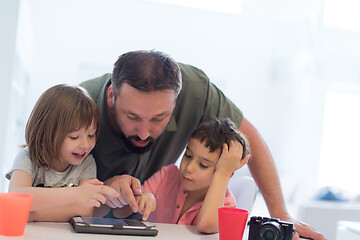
[336,221,360,240]
[298,200,360,240]
[0,221,312,240]
[0,222,224,240]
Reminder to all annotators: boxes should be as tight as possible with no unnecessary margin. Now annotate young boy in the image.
[113,118,250,233]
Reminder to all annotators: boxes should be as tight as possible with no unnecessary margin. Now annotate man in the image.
[80,50,326,240]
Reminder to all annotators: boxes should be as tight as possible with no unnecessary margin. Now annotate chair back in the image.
[228,176,258,214]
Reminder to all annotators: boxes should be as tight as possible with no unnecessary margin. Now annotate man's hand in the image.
[104,175,142,212]
[279,215,327,240]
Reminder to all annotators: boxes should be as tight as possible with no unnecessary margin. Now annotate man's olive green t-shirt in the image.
[80,63,243,183]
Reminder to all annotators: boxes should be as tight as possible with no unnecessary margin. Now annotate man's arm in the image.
[239,117,287,219]
[239,117,326,240]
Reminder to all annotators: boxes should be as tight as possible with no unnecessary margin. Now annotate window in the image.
[324,0,360,32]
[318,85,360,195]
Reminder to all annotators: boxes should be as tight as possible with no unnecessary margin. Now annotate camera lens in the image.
[258,222,283,240]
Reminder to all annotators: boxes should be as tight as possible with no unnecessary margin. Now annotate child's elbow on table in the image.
[196,220,219,234]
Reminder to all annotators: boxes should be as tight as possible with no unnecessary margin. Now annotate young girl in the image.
[6,84,118,222]
[113,118,250,233]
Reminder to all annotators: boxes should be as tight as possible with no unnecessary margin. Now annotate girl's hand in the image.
[135,192,156,221]
[77,179,119,208]
[216,141,250,177]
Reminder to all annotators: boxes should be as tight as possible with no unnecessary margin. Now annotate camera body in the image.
[248,216,294,240]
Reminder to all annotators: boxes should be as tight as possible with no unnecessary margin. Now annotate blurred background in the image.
[1,0,360,238]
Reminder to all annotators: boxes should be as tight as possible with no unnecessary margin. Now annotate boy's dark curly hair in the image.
[190,118,250,159]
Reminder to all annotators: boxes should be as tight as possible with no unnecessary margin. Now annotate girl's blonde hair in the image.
[25,84,100,169]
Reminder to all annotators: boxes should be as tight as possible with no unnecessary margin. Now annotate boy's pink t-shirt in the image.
[142,164,236,225]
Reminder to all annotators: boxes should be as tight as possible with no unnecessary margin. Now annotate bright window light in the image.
[323,0,360,32]
[319,87,360,195]
[150,0,242,14]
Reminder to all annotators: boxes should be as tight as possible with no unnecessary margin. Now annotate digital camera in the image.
[248,216,295,240]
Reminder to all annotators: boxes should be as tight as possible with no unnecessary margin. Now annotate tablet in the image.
[71,216,158,236]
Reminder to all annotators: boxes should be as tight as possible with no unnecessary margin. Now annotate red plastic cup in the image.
[218,207,248,240]
[0,192,33,236]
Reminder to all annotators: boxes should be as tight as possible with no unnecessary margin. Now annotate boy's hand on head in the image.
[216,141,249,177]
[104,175,142,212]
[135,192,156,221]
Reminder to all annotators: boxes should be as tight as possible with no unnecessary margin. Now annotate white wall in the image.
[0,0,21,192]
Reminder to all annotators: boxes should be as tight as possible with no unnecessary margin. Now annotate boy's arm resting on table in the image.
[196,171,229,234]
[239,117,327,240]
[197,142,249,234]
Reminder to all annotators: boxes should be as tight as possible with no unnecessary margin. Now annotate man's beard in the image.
[111,104,155,154]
